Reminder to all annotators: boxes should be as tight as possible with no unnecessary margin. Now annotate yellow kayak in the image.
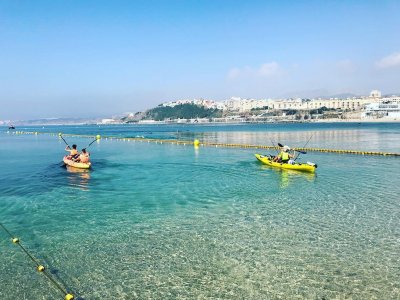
[255,154,317,173]
[63,156,91,169]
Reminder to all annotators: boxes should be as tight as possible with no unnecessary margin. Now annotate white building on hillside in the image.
[363,94,400,119]
[224,97,243,111]
[158,90,390,113]
[363,102,400,118]
[370,90,382,98]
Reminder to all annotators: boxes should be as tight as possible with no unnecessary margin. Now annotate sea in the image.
[0,122,399,299]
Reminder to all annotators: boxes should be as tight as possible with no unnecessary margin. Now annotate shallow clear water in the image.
[1,124,399,299]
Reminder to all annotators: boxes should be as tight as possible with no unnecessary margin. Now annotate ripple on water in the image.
[1,130,400,299]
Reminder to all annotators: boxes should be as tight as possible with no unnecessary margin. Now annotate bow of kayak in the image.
[63,156,91,169]
[255,153,317,173]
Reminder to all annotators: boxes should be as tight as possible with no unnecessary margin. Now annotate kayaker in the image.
[65,144,79,160]
[273,145,293,163]
[77,148,90,163]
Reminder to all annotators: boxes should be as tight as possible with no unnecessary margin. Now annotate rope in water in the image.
[0,223,74,300]
[11,130,400,157]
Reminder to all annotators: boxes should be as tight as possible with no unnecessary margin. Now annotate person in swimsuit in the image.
[65,144,79,160]
[77,148,90,163]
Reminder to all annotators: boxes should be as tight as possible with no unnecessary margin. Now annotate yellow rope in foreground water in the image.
[13,130,400,157]
[0,223,75,300]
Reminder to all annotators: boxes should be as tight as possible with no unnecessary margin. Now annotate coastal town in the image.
[118,89,400,124]
[2,90,399,126]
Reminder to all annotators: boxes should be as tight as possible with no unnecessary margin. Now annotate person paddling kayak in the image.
[76,148,90,163]
[65,144,79,160]
[273,145,294,163]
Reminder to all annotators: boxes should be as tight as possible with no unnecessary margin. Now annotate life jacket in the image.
[279,151,289,162]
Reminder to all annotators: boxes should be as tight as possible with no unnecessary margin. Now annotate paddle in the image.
[269,137,279,154]
[83,137,98,150]
[277,142,307,154]
[294,134,313,161]
[59,135,72,166]
[61,134,97,151]
[60,135,70,148]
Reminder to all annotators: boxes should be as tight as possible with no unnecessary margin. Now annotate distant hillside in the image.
[10,118,99,125]
[143,104,222,121]
[280,89,359,99]
[321,93,359,99]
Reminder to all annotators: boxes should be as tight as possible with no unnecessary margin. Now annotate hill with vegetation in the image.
[143,104,222,121]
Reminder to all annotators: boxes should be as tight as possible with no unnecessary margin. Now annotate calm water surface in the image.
[0,123,399,299]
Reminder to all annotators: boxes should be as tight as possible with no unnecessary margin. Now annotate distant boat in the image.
[8,125,15,129]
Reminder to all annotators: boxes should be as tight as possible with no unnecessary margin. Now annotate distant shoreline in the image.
[125,117,400,125]
[2,117,400,127]
[309,117,399,123]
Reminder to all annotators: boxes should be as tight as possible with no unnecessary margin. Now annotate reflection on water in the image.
[259,164,316,189]
[279,169,315,189]
[187,128,397,152]
[194,145,200,159]
[4,123,399,153]
[65,165,91,191]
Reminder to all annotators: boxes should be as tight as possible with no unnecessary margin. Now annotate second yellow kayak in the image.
[255,154,317,173]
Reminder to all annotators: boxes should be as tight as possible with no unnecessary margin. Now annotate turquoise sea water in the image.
[1,123,399,299]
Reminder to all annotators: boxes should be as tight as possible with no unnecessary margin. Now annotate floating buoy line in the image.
[0,223,75,300]
[8,130,400,157]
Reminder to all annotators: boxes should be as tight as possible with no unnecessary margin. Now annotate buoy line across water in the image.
[12,131,400,157]
[0,223,75,300]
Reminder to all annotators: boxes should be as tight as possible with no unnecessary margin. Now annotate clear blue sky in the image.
[1,0,400,120]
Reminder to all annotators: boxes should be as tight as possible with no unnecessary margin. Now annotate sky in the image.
[1,0,400,120]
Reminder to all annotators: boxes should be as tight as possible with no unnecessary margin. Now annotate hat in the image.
[283,145,290,151]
